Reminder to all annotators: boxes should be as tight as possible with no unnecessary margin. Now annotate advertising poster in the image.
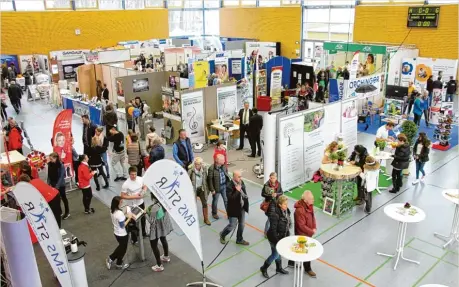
[303,109,327,180]
[50,49,89,61]
[19,55,33,74]
[215,57,229,82]
[0,55,19,71]
[345,73,382,99]
[278,114,305,190]
[116,78,125,102]
[431,58,458,81]
[37,55,49,72]
[232,59,242,74]
[400,58,416,87]
[246,42,277,69]
[188,58,195,88]
[349,51,360,80]
[181,91,205,143]
[133,78,149,93]
[62,62,82,80]
[52,110,74,178]
[384,99,403,116]
[415,58,433,86]
[341,99,358,149]
[12,182,73,287]
[217,85,238,118]
[194,61,209,88]
[270,66,283,102]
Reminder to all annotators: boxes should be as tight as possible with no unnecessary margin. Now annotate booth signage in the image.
[323,42,387,55]
[52,110,74,178]
[407,6,440,28]
[73,101,90,117]
[50,50,89,60]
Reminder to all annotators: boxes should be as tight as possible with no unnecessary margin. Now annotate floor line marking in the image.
[314,214,352,239]
[407,246,459,267]
[411,251,449,287]
[205,250,245,272]
[249,199,263,206]
[232,269,262,287]
[414,237,459,255]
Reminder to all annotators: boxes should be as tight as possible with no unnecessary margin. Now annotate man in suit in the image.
[248,108,263,157]
[102,84,109,101]
[81,114,97,155]
[236,102,252,150]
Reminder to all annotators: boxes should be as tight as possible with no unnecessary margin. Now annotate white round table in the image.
[372,151,393,193]
[377,203,426,270]
[419,285,449,287]
[434,189,459,248]
[277,236,323,287]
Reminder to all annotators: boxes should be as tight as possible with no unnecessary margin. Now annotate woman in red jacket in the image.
[213,140,227,166]
[288,190,317,278]
[78,154,97,214]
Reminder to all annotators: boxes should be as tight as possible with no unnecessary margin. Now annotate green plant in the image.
[336,150,347,161]
[329,152,339,162]
[401,120,418,146]
[375,139,387,150]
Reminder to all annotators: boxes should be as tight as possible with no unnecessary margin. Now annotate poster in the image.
[133,78,149,93]
[400,58,416,87]
[52,110,74,178]
[181,91,205,143]
[215,57,229,81]
[62,62,82,80]
[345,73,382,99]
[12,182,73,287]
[232,59,242,74]
[341,99,358,149]
[384,99,403,116]
[217,85,238,118]
[73,101,90,117]
[19,55,33,74]
[246,42,277,69]
[303,109,327,180]
[349,51,360,80]
[50,49,89,61]
[0,54,19,71]
[270,66,283,102]
[37,55,49,72]
[143,159,203,261]
[278,114,305,190]
[116,78,124,102]
[414,57,458,90]
[193,61,209,88]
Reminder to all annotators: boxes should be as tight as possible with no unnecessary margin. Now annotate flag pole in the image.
[186,261,222,287]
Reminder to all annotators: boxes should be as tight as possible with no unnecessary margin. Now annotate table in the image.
[382,116,406,126]
[210,123,240,150]
[419,285,449,287]
[277,236,323,287]
[377,203,426,270]
[61,229,89,287]
[372,151,393,193]
[434,189,459,248]
[0,150,27,166]
[62,96,102,126]
[320,163,362,218]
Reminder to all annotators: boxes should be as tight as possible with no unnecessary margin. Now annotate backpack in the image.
[8,127,23,150]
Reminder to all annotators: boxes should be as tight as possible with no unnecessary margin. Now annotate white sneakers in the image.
[151,255,170,272]
[412,176,426,185]
[160,255,171,263]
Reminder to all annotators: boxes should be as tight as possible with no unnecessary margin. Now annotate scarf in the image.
[268,180,279,192]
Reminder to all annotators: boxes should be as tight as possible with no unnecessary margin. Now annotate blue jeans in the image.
[221,211,246,242]
[101,152,110,178]
[415,160,426,179]
[264,219,270,234]
[446,94,454,102]
[428,91,433,106]
[211,185,228,215]
[266,241,280,265]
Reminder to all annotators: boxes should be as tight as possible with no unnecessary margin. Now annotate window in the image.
[306,8,330,22]
[99,0,122,9]
[169,10,204,36]
[168,0,183,7]
[223,0,240,6]
[204,10,220,35]
[259,0,281,6]
[0,0,14,11]
[184,0,202,8]
[283,0,301,5]
[241,0,256,5]
[204,0,220,8]
[15,0,45,10]
[75,0,98,9]
[125,0,145,9]
[145,0,165,7]
[45,0,71,9]
[329,8,354,23]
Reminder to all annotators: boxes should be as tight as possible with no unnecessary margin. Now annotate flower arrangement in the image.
[297,236,307,248]
[375,139,387,151]
[336,150,347,166]
[329,152,339,163]
[404,202,411,209]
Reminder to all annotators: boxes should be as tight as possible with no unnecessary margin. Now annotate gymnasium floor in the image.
[6,98,458,287]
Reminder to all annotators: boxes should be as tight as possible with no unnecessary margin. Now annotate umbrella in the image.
[355,84,377,93]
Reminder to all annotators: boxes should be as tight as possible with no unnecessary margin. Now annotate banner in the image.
[52,110,74,178]
[401,58,416,87]
[12,182,73,287]
[19,55,33,74]
[215,57,229,82]
[217,85,238,118]
[231,59,242,74]
[50,50,89,61]
[1,55,19,72]
[270,66,283,102]
[194,61,209,88]
[143,160,203,261]
[245,42,277,64]
[349,51,360,80]
[345,73,382,99]
[181,91,205,143]
[341,99,358,149]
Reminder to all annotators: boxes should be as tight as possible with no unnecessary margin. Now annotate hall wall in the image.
[0,9,169,55]
[354,4,458,59]
[219,7,302,59]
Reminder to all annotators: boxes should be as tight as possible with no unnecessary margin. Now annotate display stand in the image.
[377,203,426,270]
[434,189,459,248]
[62,229,88,287]
[432,114,452,151]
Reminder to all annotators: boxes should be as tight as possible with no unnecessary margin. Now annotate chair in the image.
[206,126,219,144]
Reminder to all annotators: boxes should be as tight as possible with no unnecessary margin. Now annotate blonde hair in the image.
[326,141,338,152]
[269,172,277,177]
[96,127,104,133]
[91,136,100,147]
[194,157,203,165]
[277,195,288,206]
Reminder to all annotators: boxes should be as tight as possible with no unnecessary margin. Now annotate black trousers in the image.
[130,203,147,242]
[110,234,129,265]
[365,192,373,213]
[288,260,312,271]
[356,177,365,200]
[73,160,80,183]
[392,168,403,191]
[250,132,261,156]
[127,119,135,132]
[150,236,169,266]
[1,105,7,121]
[48,193,62,228]
[81,187,92,211]
[423,109,429,126]
[239,124,249,149]
[413,113,422,126]
[58,186,69,216]
[91,166,108,189]
[403,101,414,115]
[10,100,20,113]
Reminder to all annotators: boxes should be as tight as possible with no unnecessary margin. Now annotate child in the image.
[359,156,380,213]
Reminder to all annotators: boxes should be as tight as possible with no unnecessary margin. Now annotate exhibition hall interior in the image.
[1,0,459,287]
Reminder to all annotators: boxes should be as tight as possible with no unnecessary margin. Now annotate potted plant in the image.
[297,236,307,249]
[375,139,387,154]
[329,152,339,170]
[401,120,418,175]
[336,150,347,167]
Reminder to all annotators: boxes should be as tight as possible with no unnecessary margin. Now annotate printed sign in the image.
[217,85,238,118]
[181,91,205,143]
[52,110,74,178]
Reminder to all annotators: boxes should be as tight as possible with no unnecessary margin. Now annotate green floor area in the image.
[286,169,392,209]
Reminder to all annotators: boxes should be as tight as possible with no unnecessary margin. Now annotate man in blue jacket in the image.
[173,129,194,171]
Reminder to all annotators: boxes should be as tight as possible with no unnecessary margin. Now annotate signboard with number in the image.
[407,6,440,28]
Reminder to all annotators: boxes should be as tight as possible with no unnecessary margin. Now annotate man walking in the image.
[82,114,96,155]
[446,76,457,102]
[248,108,263,158]
[7,81,22,114]
[172,129,194,171]
[107,126,127,182]
[236,102,252,150]
[208,154,229,219]
[219,170,250,246]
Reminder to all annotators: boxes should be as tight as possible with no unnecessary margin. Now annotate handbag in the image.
[260,200,270,212]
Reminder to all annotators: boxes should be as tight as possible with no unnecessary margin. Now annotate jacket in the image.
[446,80,457,94]
[149,145,165,164]
[261,180,283,203]
[249,113,263,135]
[173,138,193,167]
[88,145,105,167]
[7,84,22,102]
[78,162,94,188]
[82,123,97,149]
[294,200,316,237]
[361,169,379,192]
[47,160,65,189]
[426,78,433,92]
[391,143,411,170]
[188,167,209,194]
[348,148,368,169]
[267,203,291,244]
[413,140,430,163]
[7,126,23,150]
[413,98,423,116]
[432,80,443,90]
[207,164,229,193]
[226,179,249,218]
[103,88,109,100]
[103,110,118,127]
[127,142,143,165]
[238,108,253,125]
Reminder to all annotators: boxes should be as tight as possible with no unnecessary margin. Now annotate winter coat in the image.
[47,160,65,189]
[149,145,165,164]
[446,80,457,94]
[413,140,430,163]
[391,143,411,170]
[7,84,22,102]
[261,180,283,203]
[294,200,316,237]
[267,202,291,244]
[207,164,229,193]
[88,145,106,167]
[188,167,209,195]
[226,180,249,218]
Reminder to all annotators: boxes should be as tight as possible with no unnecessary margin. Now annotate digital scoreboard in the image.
[407,6,440,28]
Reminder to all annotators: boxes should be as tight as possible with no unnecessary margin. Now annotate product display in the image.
[433,114,452,147]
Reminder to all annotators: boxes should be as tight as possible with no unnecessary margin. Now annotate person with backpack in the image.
[3,117,23,154]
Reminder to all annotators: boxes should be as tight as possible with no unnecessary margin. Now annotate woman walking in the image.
[106,196,131,270]
[95,127,110,178]
[78,154,97,214]
[412,132,430,185]
[147,193,173,272]
[421,91,430,127]
[413,92,423,126]
[188,157,211,226]
[127,134,146,176]
[389,134,411,194]
[260,195,290,278]
[261,172,283,237]
[47,152,70,220]
[359,156,380,213]
[88,136,109,191]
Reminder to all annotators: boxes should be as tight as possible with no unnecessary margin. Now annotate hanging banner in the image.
[231,59,242,74]
[270,66,283,102]
[12,182,73,287]
[349,51,360,80]
[217,85,238,118]
[52,110,74,178]
[341,99,358,149]
[348,73,382,99]
[1,54,20,72]
[193,61,209,88]
[181,91,205,143]
[245,42,277,65]
[50,50,89,61]
[401,58,416,87]
[215,57,229,82]
[143,159,203,261]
